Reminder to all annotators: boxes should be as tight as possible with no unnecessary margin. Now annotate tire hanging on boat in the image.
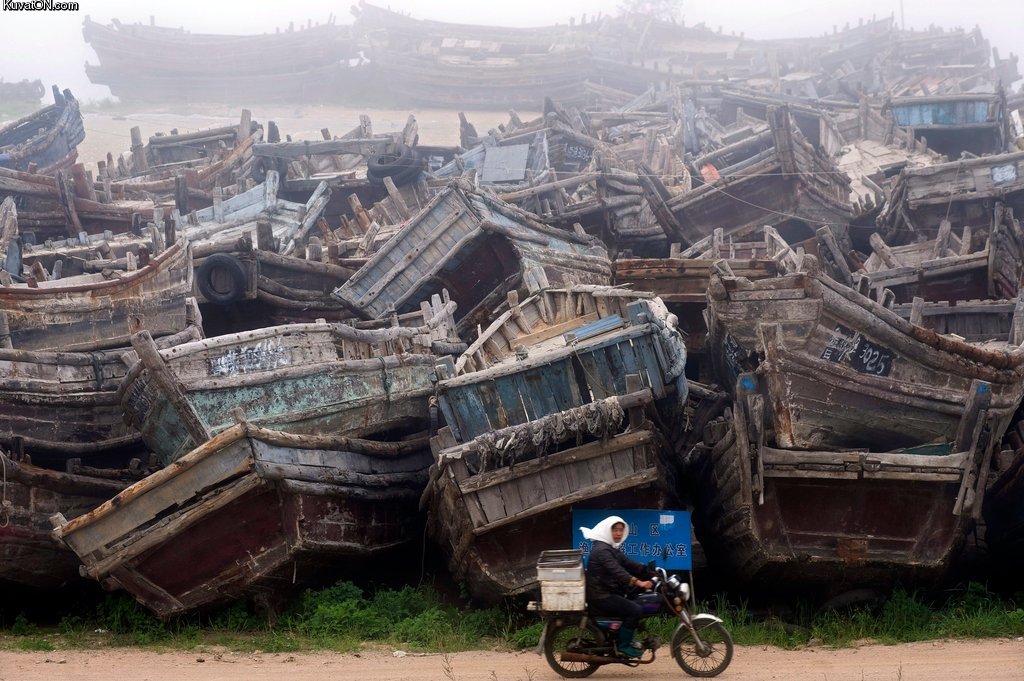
[196,253,248,305]
[367,144,423,187]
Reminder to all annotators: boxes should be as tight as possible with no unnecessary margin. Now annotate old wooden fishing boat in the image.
[639,106,853,247]
[706,253,1024,453]
[52,422,431,617]
[860,205,1024,304]
[878,151,1024,242]
[0,237,192,352]
[0,164,170,246]
[119,311,449,465]
[890,298,1024,345]
[686,377,995,585]
[425,288,688,601]
[82,17,361,103]
[888,91,1012,159]
[334,181,611,333]
[94,112,262,209]
[0,447,126,589]
[613,226,793,374]
[352,1,590,109]
[0,87,85,174]
[0,324,202,461]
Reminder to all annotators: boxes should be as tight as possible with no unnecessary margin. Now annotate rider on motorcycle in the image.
[581,515,654,658]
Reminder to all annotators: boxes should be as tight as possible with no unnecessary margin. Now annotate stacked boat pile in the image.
[2,13,1024,619]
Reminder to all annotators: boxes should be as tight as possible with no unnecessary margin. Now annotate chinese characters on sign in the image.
[572,509,692,570]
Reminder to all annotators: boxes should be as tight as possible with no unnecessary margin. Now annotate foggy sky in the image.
[0,0,1020,104]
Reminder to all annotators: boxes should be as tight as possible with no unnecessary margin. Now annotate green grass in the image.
[1,581,1022,653]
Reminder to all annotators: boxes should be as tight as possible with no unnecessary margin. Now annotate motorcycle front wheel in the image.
[671,621,734,677]
[543,620,604,678]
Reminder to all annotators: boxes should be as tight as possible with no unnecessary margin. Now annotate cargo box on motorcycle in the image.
[537,549,586,611]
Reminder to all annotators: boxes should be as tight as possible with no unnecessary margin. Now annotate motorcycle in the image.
[538,566,733,678]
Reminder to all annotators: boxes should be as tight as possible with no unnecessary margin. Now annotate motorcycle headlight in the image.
[679,583,690,601]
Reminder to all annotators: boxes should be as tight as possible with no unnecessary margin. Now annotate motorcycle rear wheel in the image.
[544,620,604,678]
[671,621,733,677]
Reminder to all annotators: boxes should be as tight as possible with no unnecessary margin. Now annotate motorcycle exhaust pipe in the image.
[559,652,615,664]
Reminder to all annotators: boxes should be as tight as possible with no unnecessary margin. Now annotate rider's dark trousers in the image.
[589,594,642,629]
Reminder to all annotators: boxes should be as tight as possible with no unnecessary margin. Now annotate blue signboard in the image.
[572,509,692,570]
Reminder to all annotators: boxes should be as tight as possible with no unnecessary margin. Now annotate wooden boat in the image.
[686,385,993,585]
[425,288,687,601]
[0,447,126,589]
[175,172,330,258]
[334,182,611,332]
[890,298,1024,345]
[0,323,201,462]
[52,422,431,618]
[0,236,192,352]
[706,253,1024,452]
[639,106,853,247]
[352,1,590,109]
[878,151,1024,242]
[860,205,1024,304]
[613,227,793,369]
[0,87,85,174]
[82,17,361,103]
[119,315,447,465]
[92,112,262,210]
[888,92,1011,159]
[0,164,162,241]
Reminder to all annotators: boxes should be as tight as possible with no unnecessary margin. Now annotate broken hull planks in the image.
[428,429,667,602]
[706,263,1024,451]
[863,209,1024,304]
[0,239,193,352]
[879,152,1024,241]
[120,323,437,465]
[650,107,852,247]
[0,89,85,174]
[890,299,1023,345]
[177,172,330,256]
[0,451,126,589]
[688,418,976,585]
[52,424,431,618]
[0,326,202,458]
[613,257,780,359]
[334,183,611,322]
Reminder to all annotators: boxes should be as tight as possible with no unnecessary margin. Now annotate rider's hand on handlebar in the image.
[636,579,653,590]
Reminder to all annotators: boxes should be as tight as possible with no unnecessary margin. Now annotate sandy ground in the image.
[1,639,1023,681]
[72,104,533,176]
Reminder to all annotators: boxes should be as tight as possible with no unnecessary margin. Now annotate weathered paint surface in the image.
[893,100,990,127]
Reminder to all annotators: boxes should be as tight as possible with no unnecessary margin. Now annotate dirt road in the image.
[2,639,1022,681]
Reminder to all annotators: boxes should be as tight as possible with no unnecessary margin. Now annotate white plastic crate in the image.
[540,580,586,611]
[537,549,584,581]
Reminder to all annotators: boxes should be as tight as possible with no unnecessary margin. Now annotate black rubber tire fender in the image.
[196,253,247,305]
[368,150,423,187]
[367,144,416,177]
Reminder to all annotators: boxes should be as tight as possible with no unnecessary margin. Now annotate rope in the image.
[378,356,392,408]
[944,160,963,223]
[91,352,105,390]
[0,453,9,529]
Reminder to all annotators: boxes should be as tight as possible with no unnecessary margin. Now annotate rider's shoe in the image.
[617,642,643,658]
[616,627,642,658]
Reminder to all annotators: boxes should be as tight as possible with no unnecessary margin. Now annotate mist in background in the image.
[0,0,1020,104]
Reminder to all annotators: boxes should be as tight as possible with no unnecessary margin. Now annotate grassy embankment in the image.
[1,580,1022,653]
